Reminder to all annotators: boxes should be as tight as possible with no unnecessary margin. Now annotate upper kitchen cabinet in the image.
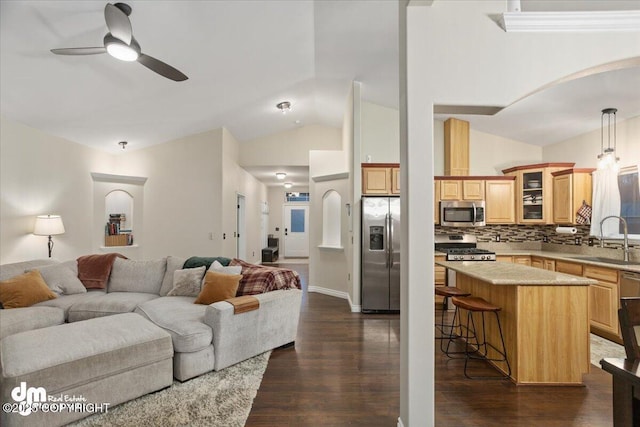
[438,178,483,201]
[444,118,469,176]
[485,178,516,224]
[503,163,574,224]
[362,163,400,195]
[552,168,595,225]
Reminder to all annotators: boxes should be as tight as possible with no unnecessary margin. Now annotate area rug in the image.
[70,351,271,427]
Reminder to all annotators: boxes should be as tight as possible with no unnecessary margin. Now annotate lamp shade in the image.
[33,215,65,236]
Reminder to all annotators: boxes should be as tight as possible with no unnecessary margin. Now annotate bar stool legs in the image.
[434,287,471,346]
[447,296,511,380]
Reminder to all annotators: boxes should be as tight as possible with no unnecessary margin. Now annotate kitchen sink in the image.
[568,256,640,267]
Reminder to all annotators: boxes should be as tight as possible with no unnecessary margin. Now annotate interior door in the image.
[283,205,309,257]
[236,194,246,260]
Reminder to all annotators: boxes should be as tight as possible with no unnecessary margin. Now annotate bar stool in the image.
[434,286,470,351]
[449,296,511,380]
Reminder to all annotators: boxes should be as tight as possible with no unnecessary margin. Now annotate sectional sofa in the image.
[0,256,302,426]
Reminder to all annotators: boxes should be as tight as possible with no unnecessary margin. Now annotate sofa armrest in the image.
[204,289,302,371]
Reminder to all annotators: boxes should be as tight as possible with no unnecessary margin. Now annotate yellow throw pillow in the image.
[0,270,57,309]
[194,270,242,305]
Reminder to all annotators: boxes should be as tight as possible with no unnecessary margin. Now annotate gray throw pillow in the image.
[108,257,167,294]
[167,266,206,297]
[28,263,86,295]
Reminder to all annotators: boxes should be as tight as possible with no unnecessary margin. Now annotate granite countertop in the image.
[435,260,598,286]
[435,249,640,274]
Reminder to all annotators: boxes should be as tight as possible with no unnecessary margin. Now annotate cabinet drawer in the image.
[513,256,531,266]
[496,256,513,263]
[435,268,446,285]
[584,266,618,283]
[556,260,583,276]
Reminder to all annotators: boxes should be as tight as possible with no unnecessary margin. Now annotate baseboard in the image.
[307,286,361,313]
[397,416,404,427]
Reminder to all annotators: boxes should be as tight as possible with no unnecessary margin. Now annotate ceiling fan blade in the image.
[105,3,132,44]
[51,47,107,55]
[137,54,188,82]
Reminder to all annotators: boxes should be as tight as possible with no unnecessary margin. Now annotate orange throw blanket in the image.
[77,253,126,290]
[225,296,260,314]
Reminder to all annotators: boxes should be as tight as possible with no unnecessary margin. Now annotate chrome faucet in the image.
[599,215,630,262]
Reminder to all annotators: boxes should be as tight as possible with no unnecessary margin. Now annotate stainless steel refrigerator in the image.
[361,196,400,313]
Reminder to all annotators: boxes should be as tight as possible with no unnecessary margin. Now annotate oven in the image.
[440,200,486,227]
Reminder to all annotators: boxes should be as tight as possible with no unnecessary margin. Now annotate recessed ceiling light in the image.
[276,172,286,180]
[276,101,291,114]
[284,182,292,189]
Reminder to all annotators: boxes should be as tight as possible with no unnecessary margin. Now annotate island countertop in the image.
[435,260,597,286]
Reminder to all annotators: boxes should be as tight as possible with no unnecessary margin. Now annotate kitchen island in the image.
[436,260,597,385]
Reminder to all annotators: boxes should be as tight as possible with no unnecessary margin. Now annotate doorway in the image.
[283,204,309,258]
[236,193,246,260]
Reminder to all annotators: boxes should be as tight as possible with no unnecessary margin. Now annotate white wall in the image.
[361,101,400,163]
[543,115,640,169]
[240,124,342,166]
[403,1,640,426]
[0,117,114,263]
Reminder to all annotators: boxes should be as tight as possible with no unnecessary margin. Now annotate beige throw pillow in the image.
[167,266,206,297]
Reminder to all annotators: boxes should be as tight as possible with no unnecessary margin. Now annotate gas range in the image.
[434,234,496,261]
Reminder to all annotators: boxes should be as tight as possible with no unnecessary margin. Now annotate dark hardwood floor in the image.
[248,264,614,426]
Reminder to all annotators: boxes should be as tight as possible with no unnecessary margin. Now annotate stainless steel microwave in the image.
[440,201,486,227]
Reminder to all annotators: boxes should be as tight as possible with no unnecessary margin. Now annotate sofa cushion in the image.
[77,253,126,289]
[135,296,212,353]
[195,270,242,305]
[108,257,167,294]
[160,255,188,296]
[28,262,87,295]
[68,292,159,322]
[0,259,58,282]
[0,270,57,308]
[167,266,206,297]
[0,306,65,339]
[33,291,106,320]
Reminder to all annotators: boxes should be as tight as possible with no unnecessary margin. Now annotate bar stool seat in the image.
[434,287,470,344]
[447,296,511,380]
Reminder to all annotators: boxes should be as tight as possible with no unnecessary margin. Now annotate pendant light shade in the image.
[597,108,619,170]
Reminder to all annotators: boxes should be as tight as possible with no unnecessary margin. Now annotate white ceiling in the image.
[1,0,638,186]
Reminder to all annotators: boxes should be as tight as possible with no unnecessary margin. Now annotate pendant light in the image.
[597,108,619,170]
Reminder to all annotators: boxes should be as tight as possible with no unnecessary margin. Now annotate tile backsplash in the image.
[435,224,639,250]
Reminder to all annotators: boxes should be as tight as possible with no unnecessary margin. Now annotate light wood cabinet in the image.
[435,255,446,306]
[503,163,574,225]
[434,181,441,224]
[444,118,469,176]
[439,180,462,200]
[584,265,620,343]
[531,256,555,270]
[361,164,400,195]
[556,260,583,276]
[496,255,513,263]
[552,168,594,225]
[485,179,516,224]
[462,180,484,200]
[513,256,531,266]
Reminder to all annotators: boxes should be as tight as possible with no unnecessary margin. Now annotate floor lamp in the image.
[33,215,65,258]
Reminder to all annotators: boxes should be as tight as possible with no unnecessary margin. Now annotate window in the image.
[618,167,640,237]
[285,192,310,202]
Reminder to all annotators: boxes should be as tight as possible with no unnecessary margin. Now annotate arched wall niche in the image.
[321,189,342,248]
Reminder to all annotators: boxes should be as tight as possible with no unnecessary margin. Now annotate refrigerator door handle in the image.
[388,213,393,266]
[385,213,390,268]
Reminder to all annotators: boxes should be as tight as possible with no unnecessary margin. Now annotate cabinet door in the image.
[513,256,531,266]
[519,169,545,224]
[440,180,462,200]
[485,180,516,224]
[553,174,573,224]
[435,256,446,305]
[462,180,484,200]
[362,167,391,194]
[434,181,441,224]
[531,257,544,269]
[391,167,400,194]
[589,281,618,334]
[544,259,555,271]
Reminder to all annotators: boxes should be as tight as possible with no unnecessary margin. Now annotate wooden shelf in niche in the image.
[105,234,128,247]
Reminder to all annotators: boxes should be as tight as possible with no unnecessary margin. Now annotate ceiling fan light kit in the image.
[277,101,291,114]
[51,2,188,81]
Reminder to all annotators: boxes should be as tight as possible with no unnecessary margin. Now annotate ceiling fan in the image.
[51,2,188,82]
